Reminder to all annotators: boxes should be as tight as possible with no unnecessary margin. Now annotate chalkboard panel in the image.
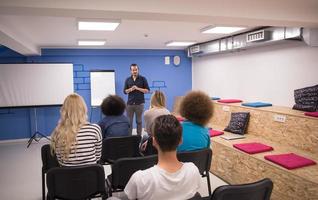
[90,70,116,106]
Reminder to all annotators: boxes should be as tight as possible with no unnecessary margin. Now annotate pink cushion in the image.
[176,116,185,122]
[209,129,224,137]
[304,112,318,117]
[233,142,273,154]
[264,153,316,170]
[218,99,242,103]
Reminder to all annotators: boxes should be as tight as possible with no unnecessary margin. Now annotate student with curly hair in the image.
[98,95,130,139]
[124,115,201,200]
[177,91,213,152]
[51,93,102,166]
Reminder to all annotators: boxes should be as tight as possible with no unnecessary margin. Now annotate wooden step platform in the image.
[209,101,318,200]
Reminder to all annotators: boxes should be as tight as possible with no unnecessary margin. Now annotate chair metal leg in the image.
[206,172,212,196]
[101,193,108,200]
[42,171,45,200]
[106,178,112,197]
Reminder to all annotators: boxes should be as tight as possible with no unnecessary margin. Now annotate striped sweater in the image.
[56,123,102,166]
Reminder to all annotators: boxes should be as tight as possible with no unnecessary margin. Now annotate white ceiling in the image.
[0,0,317,55]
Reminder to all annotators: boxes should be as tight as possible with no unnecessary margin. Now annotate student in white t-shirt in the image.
[124,114,201,200]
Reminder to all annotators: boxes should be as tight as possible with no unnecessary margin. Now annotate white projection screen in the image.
[0,64,74,107]
[90,70,115,107]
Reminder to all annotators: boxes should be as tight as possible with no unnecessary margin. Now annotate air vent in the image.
[188,27,304,57]
[189,45,200,54]
[246,30,270,42]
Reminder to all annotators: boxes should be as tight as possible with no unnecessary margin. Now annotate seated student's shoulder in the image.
[183,162,200,176]
[90,123,102,131]
[134,167,156,184]
[184,162,198,169]
[125,167,156,199]
[143,109,151,117]
[81,123,101,132]
[120,114,130,123]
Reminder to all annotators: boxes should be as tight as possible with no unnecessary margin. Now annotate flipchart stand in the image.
[27,107,50,148]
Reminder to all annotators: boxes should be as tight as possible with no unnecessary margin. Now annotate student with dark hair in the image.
[124,115,201,200]
[98,95,130,139]
[177,90,213,152]
[124,64,150,136]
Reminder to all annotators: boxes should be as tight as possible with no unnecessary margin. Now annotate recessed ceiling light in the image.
[201,26,245,34]
[166,41,196,47]
[78,40,106,46]
[78,20,120,31]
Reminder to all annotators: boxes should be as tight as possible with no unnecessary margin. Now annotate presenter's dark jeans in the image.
[126,104,144,136]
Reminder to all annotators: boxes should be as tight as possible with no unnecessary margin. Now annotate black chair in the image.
[106,155,158,196]
[141,136,158,156]
[46,164,107,200]
[177,148,212,196]
[41,144,59,200]
[188,192,203,200]
[209,178,273,200]
[100,135,142,164]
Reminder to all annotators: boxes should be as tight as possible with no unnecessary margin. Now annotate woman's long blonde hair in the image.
[51,93,87,159]
[150,90,166,109]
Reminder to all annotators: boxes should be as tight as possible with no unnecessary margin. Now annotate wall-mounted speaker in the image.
[173,55,180,66]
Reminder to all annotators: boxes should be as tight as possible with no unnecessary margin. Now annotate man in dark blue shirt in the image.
[124,64,150,135]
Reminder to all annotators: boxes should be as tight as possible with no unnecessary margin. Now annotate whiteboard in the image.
[90,70,116,106]
[0,63,73,108]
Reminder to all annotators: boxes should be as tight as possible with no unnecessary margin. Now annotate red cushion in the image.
[304,112,318,117]
[209,129,224,137]
[233,142,273,154]
[264,153,316,170]
[218,99,242,103]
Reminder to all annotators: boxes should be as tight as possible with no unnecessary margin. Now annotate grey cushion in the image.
[293,84,318,112]
[224,112,250,135]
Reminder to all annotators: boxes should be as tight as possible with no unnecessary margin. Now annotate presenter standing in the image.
[124,64,150,136]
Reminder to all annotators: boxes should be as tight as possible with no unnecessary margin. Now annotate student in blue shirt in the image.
[98,95,130,139]
[177,91,213,152]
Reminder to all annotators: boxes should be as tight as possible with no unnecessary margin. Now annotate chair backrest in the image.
[110,155,158,189]
[177,148,212,175]
[101,135,141,163]
[46,164,107,200]
[41,144,59,172]
[142,136,158,156]
[211,178,273,200]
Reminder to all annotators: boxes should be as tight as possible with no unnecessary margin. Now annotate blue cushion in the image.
[211,97,220,100]
[242,102,272,108]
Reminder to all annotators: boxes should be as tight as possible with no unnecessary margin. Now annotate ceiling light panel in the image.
[78,21,120,31]
[78,40,106,46]
[166,41,196,47]
[202,26,245,34]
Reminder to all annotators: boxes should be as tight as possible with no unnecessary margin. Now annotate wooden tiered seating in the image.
[173,96,318,200]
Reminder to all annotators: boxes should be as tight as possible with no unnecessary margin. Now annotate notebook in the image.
[221,134,246,140]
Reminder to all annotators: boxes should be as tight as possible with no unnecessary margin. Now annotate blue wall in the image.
[0,48,192,140]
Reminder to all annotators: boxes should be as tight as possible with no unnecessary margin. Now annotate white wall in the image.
[192,41,318,107]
